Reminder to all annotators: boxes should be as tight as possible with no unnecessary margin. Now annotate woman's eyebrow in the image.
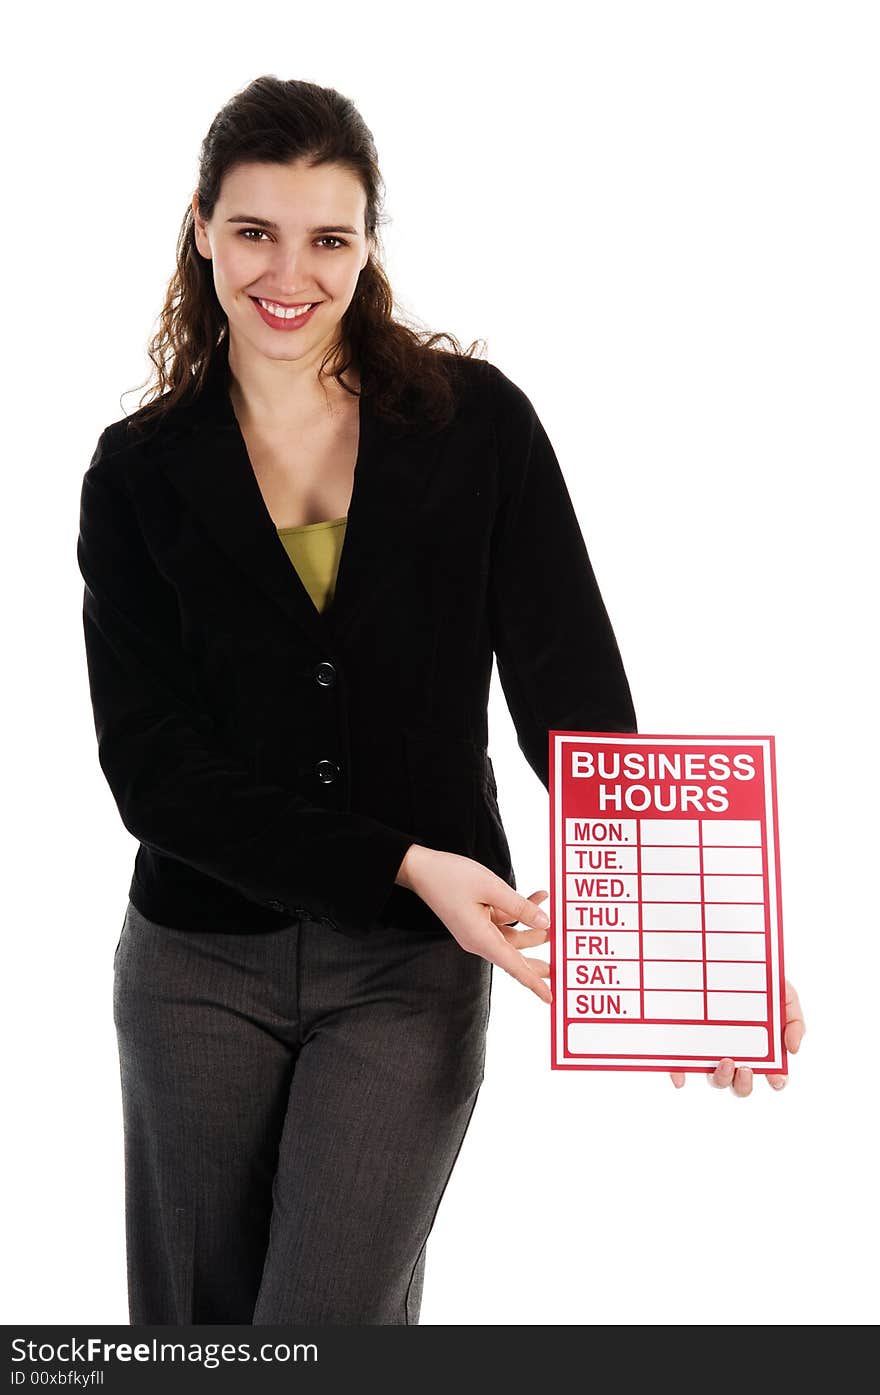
[225,214,358,234]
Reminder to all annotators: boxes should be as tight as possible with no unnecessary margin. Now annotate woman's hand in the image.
[668,978,806,1096]
[396,844,553,1003]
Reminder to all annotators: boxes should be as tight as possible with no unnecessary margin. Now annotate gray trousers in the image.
[112,899,492,1325]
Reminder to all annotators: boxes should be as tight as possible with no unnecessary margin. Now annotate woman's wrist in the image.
[394,842,432,891]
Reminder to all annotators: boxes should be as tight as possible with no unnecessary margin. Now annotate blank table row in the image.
[566,845,764,873]
[568,960,767,990]
[566,990,768,1022]
[567,931,767,960]
[564,902,766,931]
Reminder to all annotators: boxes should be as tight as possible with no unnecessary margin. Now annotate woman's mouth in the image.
[249,297,320,331]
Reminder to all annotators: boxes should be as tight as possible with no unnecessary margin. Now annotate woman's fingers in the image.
[783,979,806,1052]
[488,929,553,1003]
[486,890,552,998]
[490,888,549,933]
[472,893,552,1004]
[521,955,551,978]
[731,1067,753,1098]
[678,980,805,1093]
[500,923,551,949]
[764,980,804,1087]
[706,1059,754,1096]
[407,855,553,1004]
[489,888,551,934]
[707,1058,737,1089]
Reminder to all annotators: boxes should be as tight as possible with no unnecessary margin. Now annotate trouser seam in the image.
[403,1086,483,1325]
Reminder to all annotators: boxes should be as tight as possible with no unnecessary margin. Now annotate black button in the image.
[315,759,340,784]
[267,898,286,912]
[315,660,336,687]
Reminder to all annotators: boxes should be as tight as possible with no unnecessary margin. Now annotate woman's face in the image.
[192,159,371,369]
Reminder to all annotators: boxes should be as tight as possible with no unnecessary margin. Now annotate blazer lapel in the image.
[151,349,446,650]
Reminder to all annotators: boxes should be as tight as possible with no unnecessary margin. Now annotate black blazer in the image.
[77,349,637,939]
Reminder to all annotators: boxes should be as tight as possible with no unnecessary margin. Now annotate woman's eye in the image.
[237,230,347,249]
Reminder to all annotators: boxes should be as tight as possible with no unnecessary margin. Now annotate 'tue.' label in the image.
[548,732,787,1074]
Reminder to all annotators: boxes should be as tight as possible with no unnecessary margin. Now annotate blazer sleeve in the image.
[77,427,414,935]
[486,365,638,790]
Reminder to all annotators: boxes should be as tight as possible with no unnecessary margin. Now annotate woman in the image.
[78,76,803,1326]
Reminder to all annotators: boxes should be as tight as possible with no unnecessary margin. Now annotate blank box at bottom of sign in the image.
[567,1023,770,1057]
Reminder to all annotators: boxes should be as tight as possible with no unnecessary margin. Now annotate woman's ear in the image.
[192,193,211,260]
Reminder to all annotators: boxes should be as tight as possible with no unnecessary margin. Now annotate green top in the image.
[276,516,347,613]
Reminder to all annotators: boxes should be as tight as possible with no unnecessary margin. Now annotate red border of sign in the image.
[548,730,788,1075]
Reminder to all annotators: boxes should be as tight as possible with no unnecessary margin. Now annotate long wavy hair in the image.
[123,76,486,438]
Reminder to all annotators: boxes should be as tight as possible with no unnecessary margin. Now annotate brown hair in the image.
[124,75,485,436]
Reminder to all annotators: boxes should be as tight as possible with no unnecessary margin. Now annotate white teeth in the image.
[256,299,315,320]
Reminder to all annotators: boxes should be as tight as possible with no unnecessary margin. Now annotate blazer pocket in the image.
[403,727,480,858]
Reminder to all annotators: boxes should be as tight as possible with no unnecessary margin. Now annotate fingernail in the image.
[535,910,550,928]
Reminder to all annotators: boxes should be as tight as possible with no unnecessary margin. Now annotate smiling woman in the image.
[79,73,640,1331]
[191,156,373,376]
[123,77,483,440]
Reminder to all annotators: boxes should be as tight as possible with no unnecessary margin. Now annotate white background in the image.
[3,0,877,1326]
